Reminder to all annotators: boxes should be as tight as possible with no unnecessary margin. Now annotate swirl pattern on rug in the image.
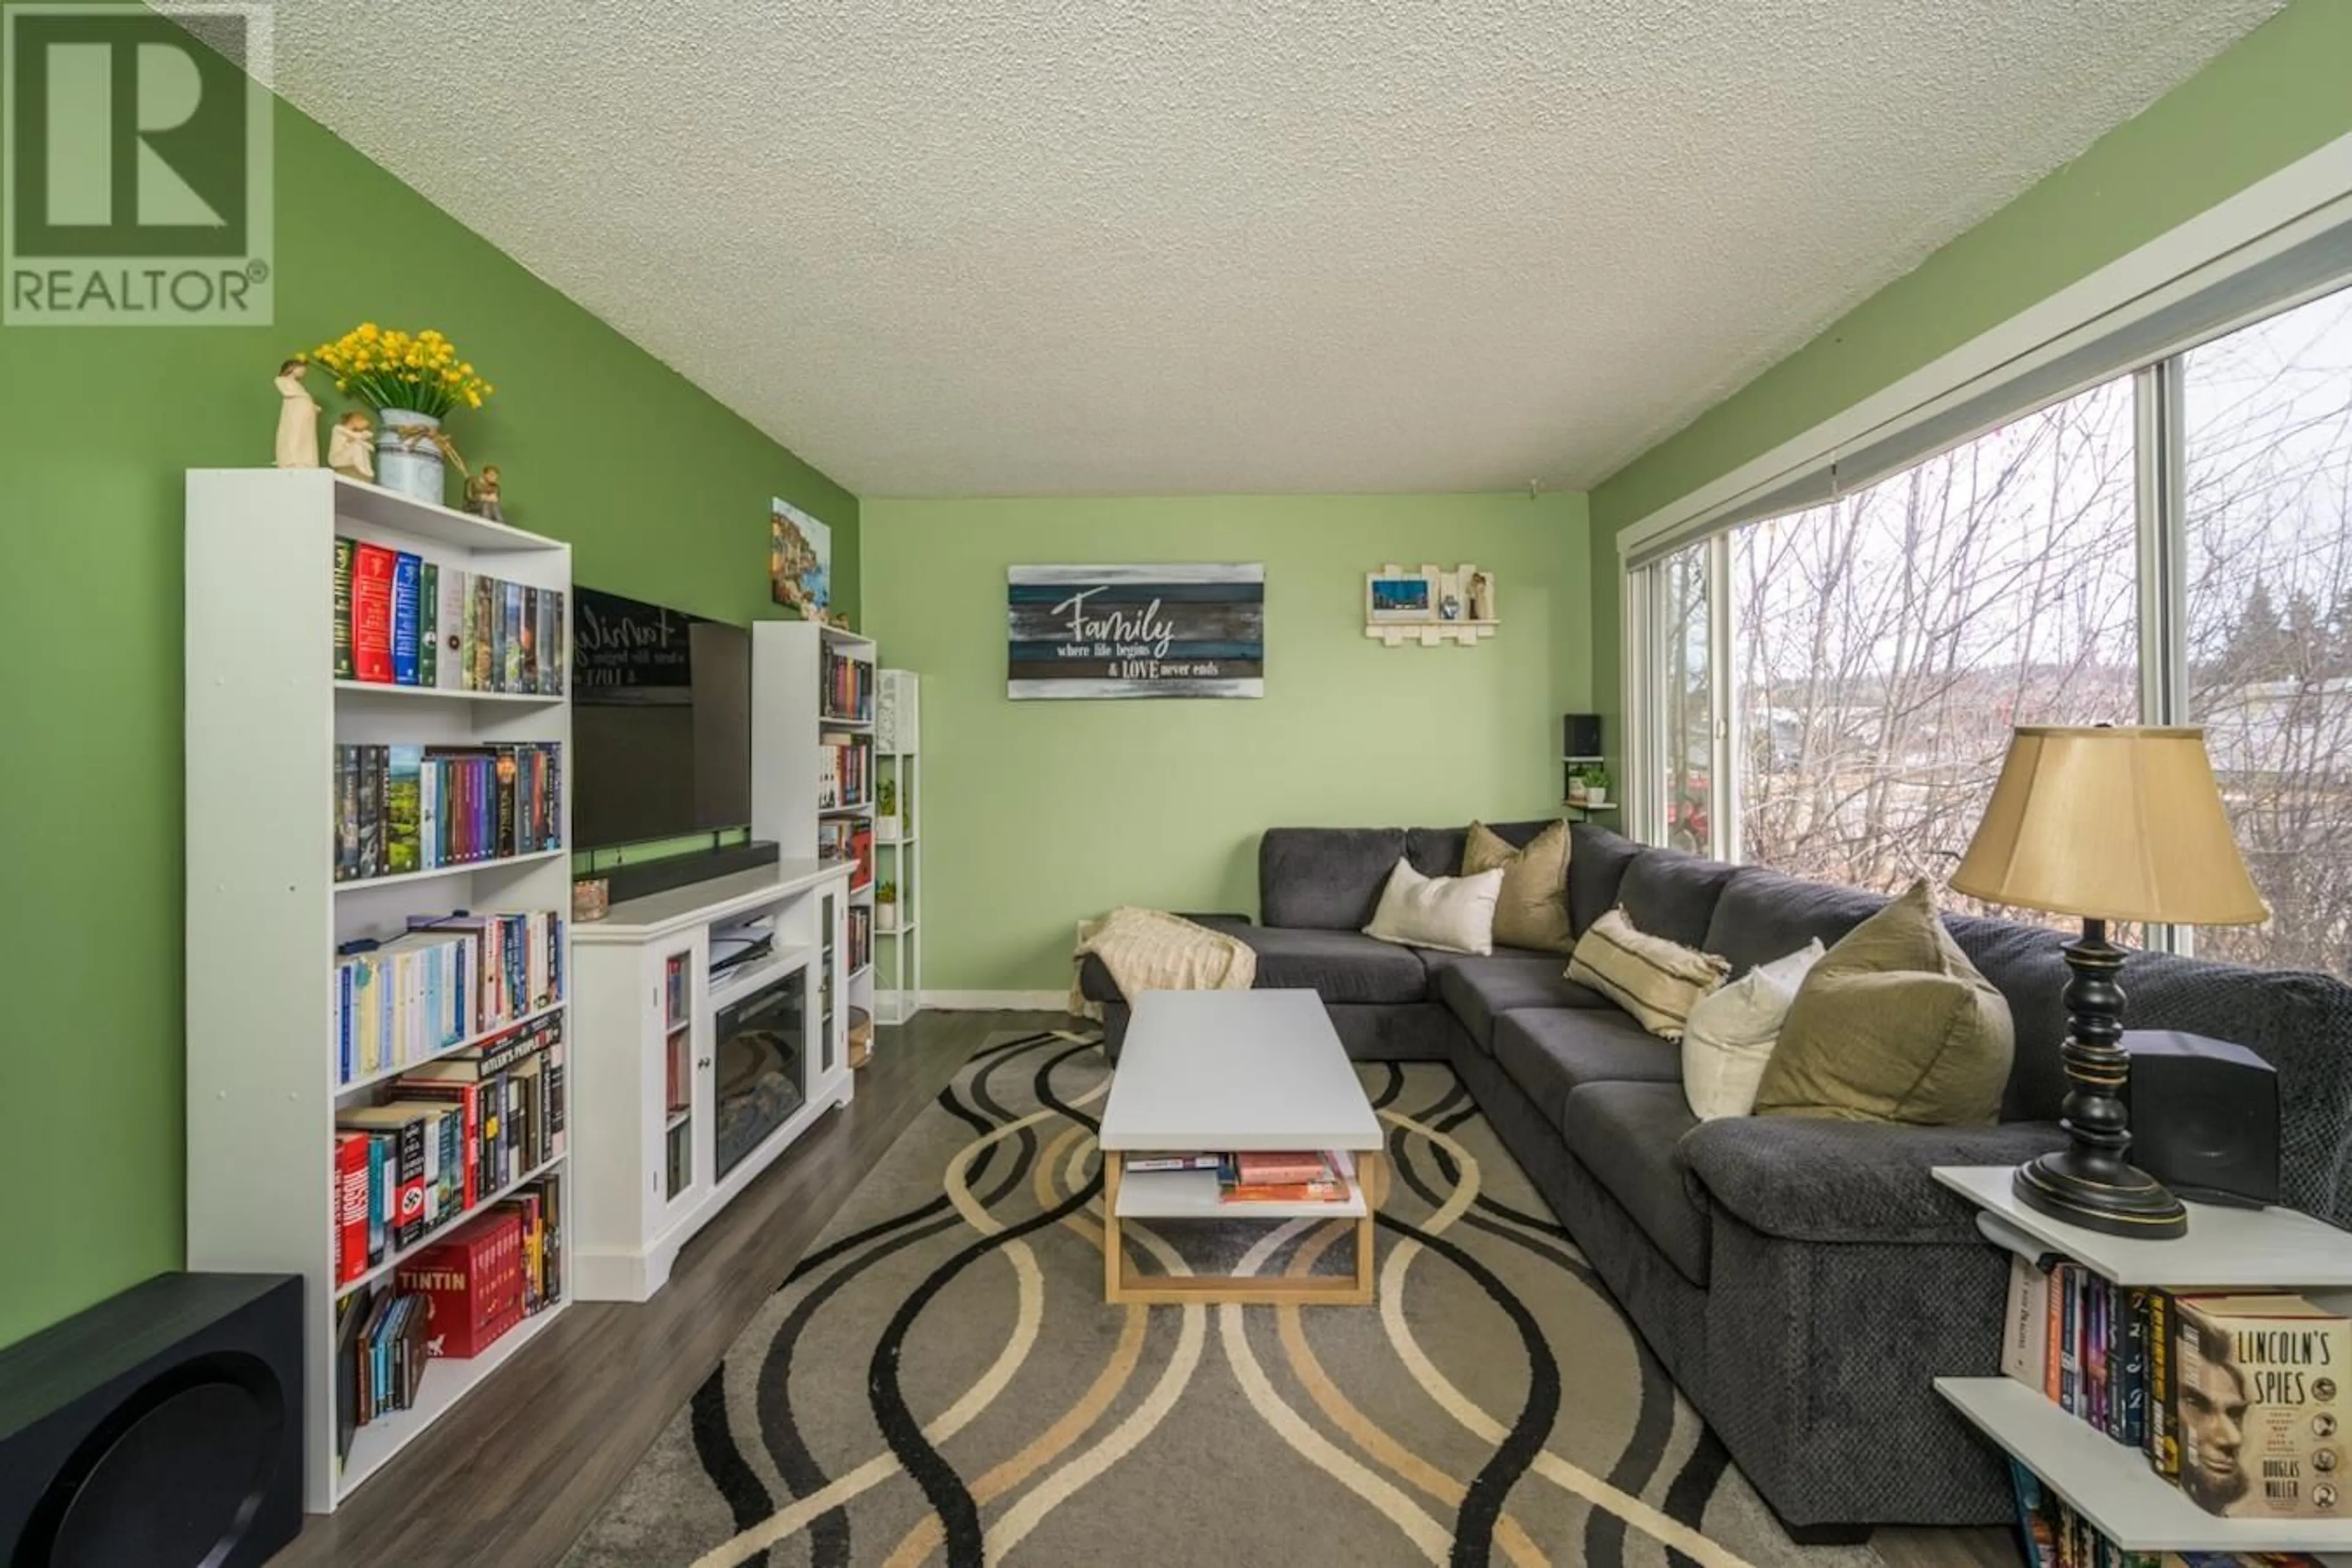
[564,1030,1882,1568]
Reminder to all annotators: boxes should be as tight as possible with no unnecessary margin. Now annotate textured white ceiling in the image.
[270,2,2282,497]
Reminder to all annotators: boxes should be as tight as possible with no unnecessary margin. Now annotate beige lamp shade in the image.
[1950,726,2267,927]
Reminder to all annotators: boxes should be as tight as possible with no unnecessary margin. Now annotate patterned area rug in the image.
[565,1030,1883,1567]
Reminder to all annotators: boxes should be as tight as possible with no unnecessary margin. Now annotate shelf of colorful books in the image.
[334,1000,568,1096]
[333,846,568,894]
[333,1153,568,1303]
[1938,1377,2352,1551]
[335,1294,568,1502]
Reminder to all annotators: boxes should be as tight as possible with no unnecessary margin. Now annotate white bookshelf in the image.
[184,469,573,1513]
[752,622,881,1041]
[1935,1164,2352,1551]
[875,668,922,1025]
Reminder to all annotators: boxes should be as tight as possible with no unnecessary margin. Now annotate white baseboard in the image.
[921,989,1073,1011]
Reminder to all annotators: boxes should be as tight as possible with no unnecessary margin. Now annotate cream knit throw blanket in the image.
[1069,907,1257,1019]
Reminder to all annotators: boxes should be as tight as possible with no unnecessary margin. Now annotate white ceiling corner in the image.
[270,1,2285,499]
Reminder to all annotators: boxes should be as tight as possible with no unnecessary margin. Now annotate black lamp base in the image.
[2014,917,2190,1242]
[2013,1150,2187,1239]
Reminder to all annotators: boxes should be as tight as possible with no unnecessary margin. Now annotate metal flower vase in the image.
[375,409,448,506]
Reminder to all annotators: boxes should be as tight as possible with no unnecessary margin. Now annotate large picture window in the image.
[2184,290,2352,975]
[1732,380,2139,900]
[1631,281,2352,979]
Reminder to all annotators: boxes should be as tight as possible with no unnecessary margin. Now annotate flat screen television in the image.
[571,587,751,850]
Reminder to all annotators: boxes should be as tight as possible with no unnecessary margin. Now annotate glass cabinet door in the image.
[820,890,839,1075]
[659,948,695,1207]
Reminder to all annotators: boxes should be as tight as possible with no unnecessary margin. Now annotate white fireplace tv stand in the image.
[571,859,856,1302]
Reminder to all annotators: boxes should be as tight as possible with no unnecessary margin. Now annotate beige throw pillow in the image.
[1681,939,1826,1120]
[1565,908,1730,1041]
[1363,858,1504,956]
[1461,821,1573,953]
[1754,881,2016,1126]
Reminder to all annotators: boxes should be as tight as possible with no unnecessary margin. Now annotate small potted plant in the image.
[876,881,899,931]
[876,777,899,842]
[307,323,494,506]
[1584,766,1611,808]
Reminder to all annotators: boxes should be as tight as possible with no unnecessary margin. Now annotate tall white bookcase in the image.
[750,621,880,1033]
[875,668,922,1025]
[184,469,574,1513]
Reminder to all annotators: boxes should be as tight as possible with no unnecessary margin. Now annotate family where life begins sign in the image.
[1006,564,1265,699]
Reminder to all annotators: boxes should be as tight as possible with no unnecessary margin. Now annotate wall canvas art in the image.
[770,498,831,616]
[1008,564,1265,699]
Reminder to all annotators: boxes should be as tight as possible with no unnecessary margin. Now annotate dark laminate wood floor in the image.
[277,1008,2011,1568]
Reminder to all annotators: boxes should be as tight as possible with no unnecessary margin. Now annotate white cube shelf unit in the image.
[184,470,574,1512]
[751,622,881,1039]
[874,668,921,1025]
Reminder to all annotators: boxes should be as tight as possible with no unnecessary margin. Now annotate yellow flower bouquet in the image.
[307,324,493,420]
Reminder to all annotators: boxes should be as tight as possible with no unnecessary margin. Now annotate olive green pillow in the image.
[1462,820,1572,953]
[1753,880,2015,1126]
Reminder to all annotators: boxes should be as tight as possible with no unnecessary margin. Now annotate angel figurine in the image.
[273,358,319,469]
[464,465,504,522]
[326,411,375,481]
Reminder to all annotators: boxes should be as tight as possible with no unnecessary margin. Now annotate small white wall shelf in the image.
[1363,560,1498,645]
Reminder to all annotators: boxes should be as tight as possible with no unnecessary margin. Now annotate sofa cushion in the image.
[1560,1082,1712,1284]
[1564,909,1730,1040]
[1616,848,1741,949]
[1363,858,1506,956]
[1261,827,1406,930]
[1567,824,1641,937]
[1234,924,1432,1005]
[1463,820,1573,953]
[1680,1114,2067,1245]
[1702,867,1888,977]
[1404,818,1555,880]
[1758,882,2015,1126]
[1492,1008,1683,1132]
[1428,949,1613,1051]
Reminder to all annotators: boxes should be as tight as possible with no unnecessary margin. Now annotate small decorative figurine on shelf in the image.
[464,464,504,522]
[326,410,374,481]
[273,358,318,468]
[1440,590,1463,622]
[1468,570,1495,622]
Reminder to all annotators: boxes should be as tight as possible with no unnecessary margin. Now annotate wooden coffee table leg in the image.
[1102,1149,1126,1303]
[1353,1150,1381,1304]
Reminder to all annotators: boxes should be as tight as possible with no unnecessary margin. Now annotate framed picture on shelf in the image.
[1366,567,1440,623]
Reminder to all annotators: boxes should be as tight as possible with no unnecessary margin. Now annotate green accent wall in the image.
[0,45,856,1348]
[1584,0,2352,775]
[862,494,1589,990]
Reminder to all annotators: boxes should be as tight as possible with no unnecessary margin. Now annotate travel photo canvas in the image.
[769,498,831,616]
[1006,564,1265,699]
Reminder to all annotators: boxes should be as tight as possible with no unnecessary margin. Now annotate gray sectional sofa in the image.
[1077,821,2352,1536]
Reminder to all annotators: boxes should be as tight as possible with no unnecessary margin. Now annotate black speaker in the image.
[2123,1030,2280,1210]
[1562,714,1602,758]
[1,1273,303,1568]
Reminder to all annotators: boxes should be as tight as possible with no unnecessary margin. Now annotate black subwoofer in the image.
[1,1273,302,1568]
[2122,1028,2281,1210]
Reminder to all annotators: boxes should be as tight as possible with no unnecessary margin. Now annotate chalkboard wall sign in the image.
[1008,564,1265,699]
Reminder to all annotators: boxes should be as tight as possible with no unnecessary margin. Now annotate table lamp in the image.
[1951,725,2267,1239]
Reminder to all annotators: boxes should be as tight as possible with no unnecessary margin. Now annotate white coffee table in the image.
[1097,989,1386,1305]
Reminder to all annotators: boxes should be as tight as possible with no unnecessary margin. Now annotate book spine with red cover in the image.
[352,543,396,683]
[334,1133,371,1284]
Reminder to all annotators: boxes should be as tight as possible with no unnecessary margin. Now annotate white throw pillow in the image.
[1681,939,1827,1120]
[1363,858,1504,956]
